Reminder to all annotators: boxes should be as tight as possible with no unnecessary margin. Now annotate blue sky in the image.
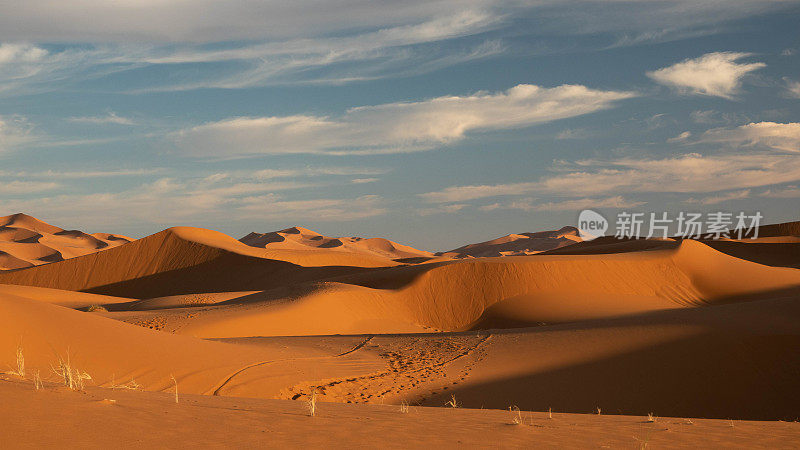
[0,1,798,250]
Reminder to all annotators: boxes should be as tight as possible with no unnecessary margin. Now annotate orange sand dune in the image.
[439,226,582,257]
[2,286,799,420]
[87,239,800,338]
[241,226,434,261]
[0,226,400,299]
[0,284,132,309]
[0,292,386,398]
[0,213,131,270]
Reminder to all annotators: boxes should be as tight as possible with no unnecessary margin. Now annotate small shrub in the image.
[307,389,317,417]
[110,374,142,390]
[52,353,91,391]
[445,394,459,408]
[86,305,108,312]
[33,369,42,391]
[13,343,25,378]
[509,406,523,425]
[171,374,179,404]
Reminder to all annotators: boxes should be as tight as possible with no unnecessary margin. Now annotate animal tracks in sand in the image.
[281,333,492,405]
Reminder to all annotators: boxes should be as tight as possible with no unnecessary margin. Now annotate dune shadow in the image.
[423,332,800,420]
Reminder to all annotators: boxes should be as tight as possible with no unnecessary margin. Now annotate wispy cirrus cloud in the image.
[687,189,751,205]
[0,115,35,152]
[0,180,60,195]
[1,2,796,95]
[0,169,388,228]
[480,196,645,212]
[172,84,635,157]
[0,168,164,179]
[0,10,504,95]
[421,152,800,202]
[785,78,800,98]
[67,111,135,125]
[698,122,800,152]
[647,52,765,98]
[760,185,800,198]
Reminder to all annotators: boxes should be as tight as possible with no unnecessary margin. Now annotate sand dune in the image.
[439,226,582,257]
[2,285,799,421]
[241,226,435,261]
[37,237,796,338]
[1,214,798,435]
[0,213,131,270]
[0,226,400,299]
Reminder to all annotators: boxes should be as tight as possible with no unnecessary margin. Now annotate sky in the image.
[0,0,798,251]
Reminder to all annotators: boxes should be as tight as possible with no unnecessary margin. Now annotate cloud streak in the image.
[68,112,135,125]
[647,52,765,98]
[172,84,635,157]
[421,153,800,202]
[698,122,800,153]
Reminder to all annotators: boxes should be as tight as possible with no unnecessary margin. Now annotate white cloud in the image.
[0,180,60,195]
[0,2,501,43]
[417,203,469,216]
[0,115,35,151]
[420,182,539,203]
[555,128,591,140]
[0,1,793,44]
[687,189,751,205]
[785,79,800,98]
[667,131,691,143]
[0,175,385,226]
[699,122,800,153]
[68,112,135,125]
[0,168,163,178]
[0,43,47,63]
[759,185,800,198]
[351,178,379,184]
[237,194,386,221]
[172,84,635,157]
[689,109,750,125]
[0,3,794,94]
[647,52,765,98]
[482,196,646,212]
[0,11,504,94]
[421,152,800,202]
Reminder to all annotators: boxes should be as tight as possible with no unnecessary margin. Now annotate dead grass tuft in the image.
[307,389,317,417]
[52,353,91,391]
[445,394,460,408]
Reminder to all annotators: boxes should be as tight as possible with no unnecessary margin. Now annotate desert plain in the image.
[1,212,799,448]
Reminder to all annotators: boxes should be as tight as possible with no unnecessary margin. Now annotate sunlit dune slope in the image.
[0,226,397,298]
[0,213,131,270]
[3,284,799,420]
[103,239,800,338]
[0,284,132,309]
[0,292,386,398]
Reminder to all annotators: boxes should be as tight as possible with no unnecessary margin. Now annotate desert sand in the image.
[1,214,799,448]
[0,213,131,270]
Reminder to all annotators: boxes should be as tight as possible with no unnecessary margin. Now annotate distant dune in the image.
[241,226,435,261]
[439,226,582,258]
[0,213,131,270]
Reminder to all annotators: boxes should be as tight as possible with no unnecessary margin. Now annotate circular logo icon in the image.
[577,209,608,241]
